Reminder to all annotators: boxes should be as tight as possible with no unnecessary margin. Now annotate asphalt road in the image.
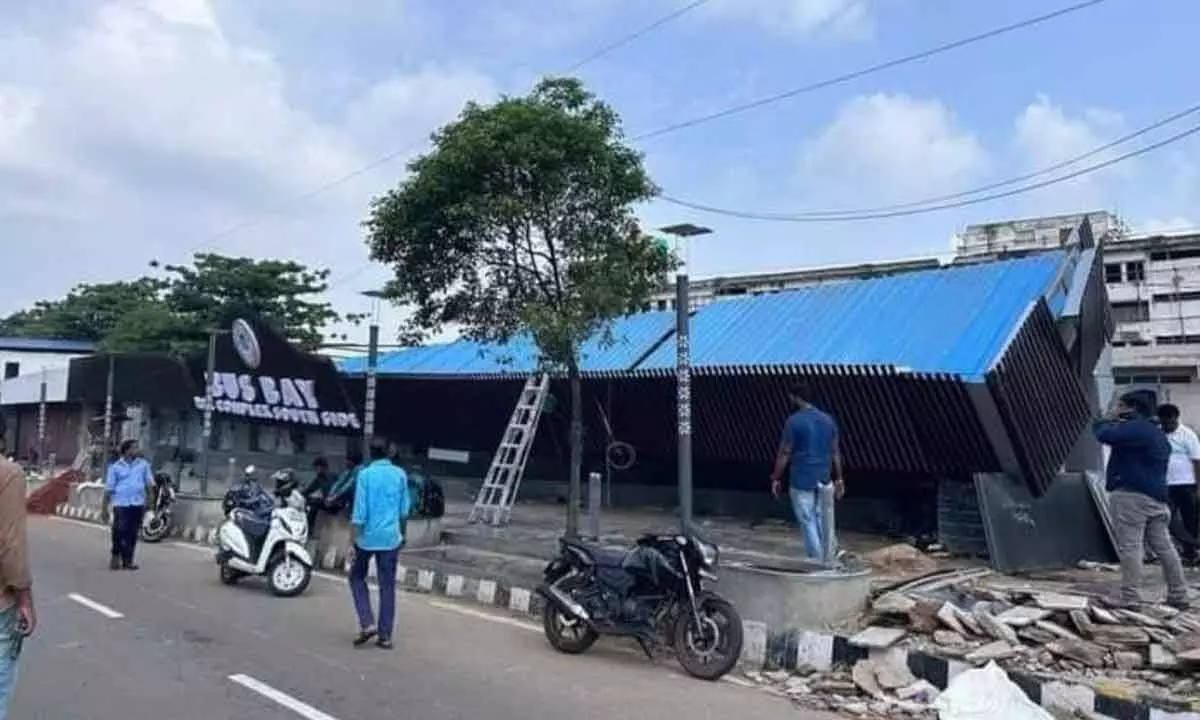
[11,516,839,720]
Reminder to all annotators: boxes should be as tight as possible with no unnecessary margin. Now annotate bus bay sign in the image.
[194,373,361,429]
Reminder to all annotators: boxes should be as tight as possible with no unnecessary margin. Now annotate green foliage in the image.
[0,254,361,355]
[364,76,675,369]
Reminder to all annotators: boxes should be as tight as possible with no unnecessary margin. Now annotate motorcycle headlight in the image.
[697,540,718,568]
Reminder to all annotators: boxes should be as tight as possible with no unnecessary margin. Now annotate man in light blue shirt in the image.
[348,439,410,650]
[104,439,153,571]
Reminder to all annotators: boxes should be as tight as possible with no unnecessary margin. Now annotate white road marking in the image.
[67,593,124,619]
[426,599,541,632]
[228,674,340,720]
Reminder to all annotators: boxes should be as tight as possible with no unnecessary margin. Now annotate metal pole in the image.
[37,368,47,473]
[199,330,217,496]
[675,273,693,530]
[362,323,379,456]
[103,355,115,468]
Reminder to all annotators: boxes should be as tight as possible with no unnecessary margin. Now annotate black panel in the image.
[986,299,1092,495]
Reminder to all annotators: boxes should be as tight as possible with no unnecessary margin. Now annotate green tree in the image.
[365,77,673,535]
[0,254,361,355]
[0,278,167,342]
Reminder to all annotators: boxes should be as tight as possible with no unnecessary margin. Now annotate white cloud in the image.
[700,0,874,40]
[1010,95,1129,215]
[0,0,497,338]
[796,93,988,207]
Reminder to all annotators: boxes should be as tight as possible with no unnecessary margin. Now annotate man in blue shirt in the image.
[103,439,154,571]
[1095,391,1189,608]
[348,439,410,650]
[770,383,843,563]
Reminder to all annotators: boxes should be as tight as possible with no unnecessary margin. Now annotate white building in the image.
[0,337,95,402]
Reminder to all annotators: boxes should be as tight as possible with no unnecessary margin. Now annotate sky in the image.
[1,0,1197,346]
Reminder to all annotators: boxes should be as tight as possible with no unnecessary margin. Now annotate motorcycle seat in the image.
[563,538,629,568]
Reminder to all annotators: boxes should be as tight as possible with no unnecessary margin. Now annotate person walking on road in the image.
[1095,392,1190,608]
[1157,403,1200,564]
[348,439,410,650]
[770,383,844,564]
[0,414,35,719]
[104,439,154,571]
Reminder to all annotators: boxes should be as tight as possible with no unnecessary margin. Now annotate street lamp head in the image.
[658,223,713,238]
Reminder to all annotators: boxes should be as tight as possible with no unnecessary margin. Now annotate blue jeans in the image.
[790,488,825,561]
[349,547,399,640]
[0,607,20,719]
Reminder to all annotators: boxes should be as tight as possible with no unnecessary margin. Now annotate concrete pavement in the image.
[12,517,840,720]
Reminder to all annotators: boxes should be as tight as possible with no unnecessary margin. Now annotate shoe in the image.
[109,556,120,570]
[122,563,139,571]
[1168,598,1192,611]
[376,638,393,650]
[353,628,378,647]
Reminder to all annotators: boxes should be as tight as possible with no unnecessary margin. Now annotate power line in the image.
[560,0,713,74]
[179,4,707,265]
[632,0,1111,142]
[714,101,1200,219]
[658,117,1200,223]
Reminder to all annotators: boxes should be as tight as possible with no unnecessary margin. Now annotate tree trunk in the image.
[565,364,583,538]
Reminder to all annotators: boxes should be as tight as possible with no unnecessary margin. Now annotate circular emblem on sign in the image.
[231,319,261,369]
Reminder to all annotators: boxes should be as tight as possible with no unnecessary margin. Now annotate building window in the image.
[1152,290,1200,303]
[2,362,17,379]
[1150,248,1200,262]
[1156,335,1200,345]
[1104,263,1123,283]
[1125,261,1146,282]
[656,300,667,311]
[1110,301,1150,324]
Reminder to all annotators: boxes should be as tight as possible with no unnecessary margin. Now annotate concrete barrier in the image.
[719,561,872,631]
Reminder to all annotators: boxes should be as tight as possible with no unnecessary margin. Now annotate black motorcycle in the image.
[536,531,744,681]
[140,471,176,543]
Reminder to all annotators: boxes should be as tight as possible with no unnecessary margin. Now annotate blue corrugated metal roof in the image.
[338,310,677,376]
[635,251,1067,379]
[337,251,1069,380]
[0,337,96,353]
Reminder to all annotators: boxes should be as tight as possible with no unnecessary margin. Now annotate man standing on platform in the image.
[104,439,153,571]
[770,383,844,564]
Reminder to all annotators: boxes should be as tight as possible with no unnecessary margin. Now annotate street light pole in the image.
[199,330,219,497]
[658,223,712,532]
[360,290,389,456]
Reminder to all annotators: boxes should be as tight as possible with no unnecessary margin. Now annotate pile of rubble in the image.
[863,579,1200,700]
[745,655,941,719]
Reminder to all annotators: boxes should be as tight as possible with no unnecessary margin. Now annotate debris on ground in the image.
[745,651,940,718]
[934,662,1053,720]
[864,572,1200,705]
[863,543,943,578]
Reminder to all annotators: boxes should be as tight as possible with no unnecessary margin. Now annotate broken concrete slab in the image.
[872,649,917,690]
[1046,638,1107,667]
[936,603,969,636]
[1089,624,1151,647]
[1090,606,1121,624]
[870,593,917,616]
[933,629,967,648]
[964,640,1019,664]
[1035,620,1082,642]
[1112,650,1144,670]
[1150,643,1180,669]
[1033,592,1090,611]
[849,626,907,649]
[973,608,1020,645]
[1115,608,1165,628]
[896,679,940,703]
[995,605,1051,627]
[851,660,885,699]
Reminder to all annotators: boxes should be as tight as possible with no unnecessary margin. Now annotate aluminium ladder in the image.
[468,373,551,526]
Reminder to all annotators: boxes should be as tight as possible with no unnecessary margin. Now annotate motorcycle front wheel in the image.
[672,596,744,681]
[267,556,312,598]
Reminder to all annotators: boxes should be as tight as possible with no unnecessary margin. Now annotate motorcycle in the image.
[215,467,313,597]
[536,530,744,681]
[140,471,176,543]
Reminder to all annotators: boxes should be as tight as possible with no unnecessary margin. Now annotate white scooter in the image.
[215,467,313,597]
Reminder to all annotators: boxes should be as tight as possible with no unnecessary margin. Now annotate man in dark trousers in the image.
[770,383,844,564]
[1095,392,1190,608]
[348,439,410,650]
[104,439,154,570]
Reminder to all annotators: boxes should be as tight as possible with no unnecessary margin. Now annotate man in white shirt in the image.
[1158,404,1200,564]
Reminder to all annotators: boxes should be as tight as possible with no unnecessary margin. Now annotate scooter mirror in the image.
[244,465,257,477]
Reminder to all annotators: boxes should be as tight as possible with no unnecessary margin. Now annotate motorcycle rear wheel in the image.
[542,579,598,654]
[672,596,743,681]
[140,514,170,543]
